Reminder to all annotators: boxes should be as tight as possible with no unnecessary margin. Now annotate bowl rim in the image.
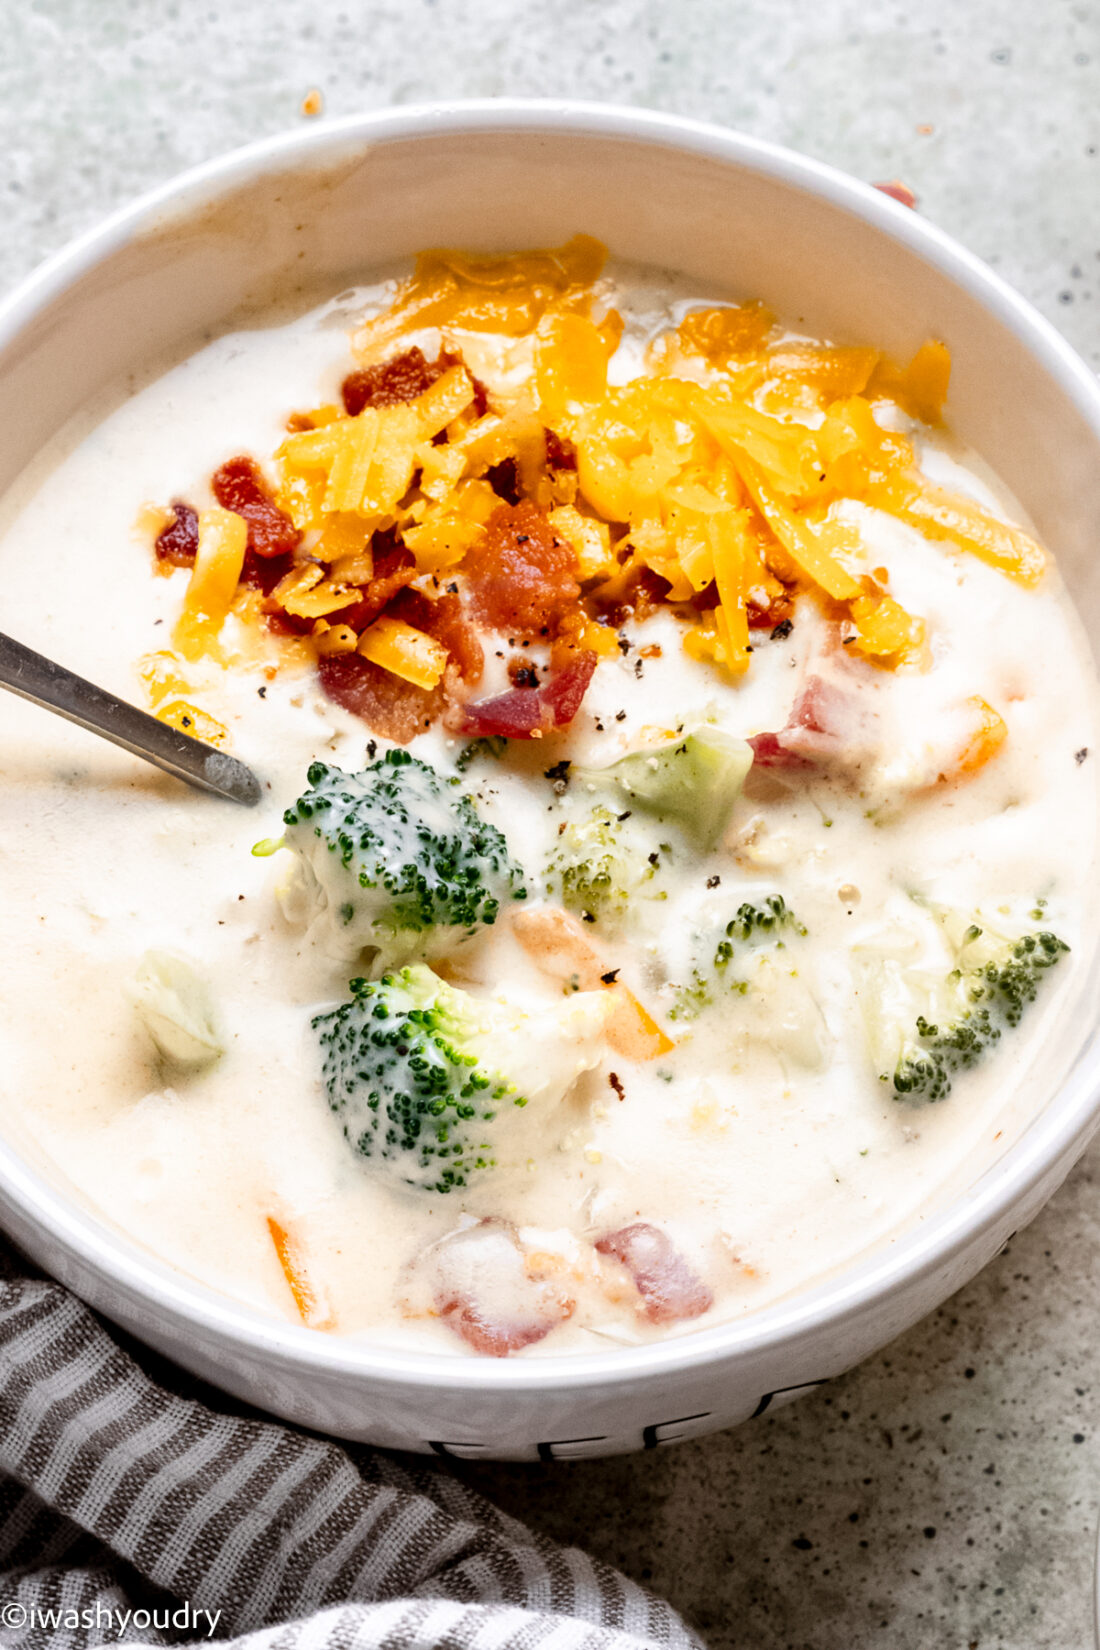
[3,96,1100,1395]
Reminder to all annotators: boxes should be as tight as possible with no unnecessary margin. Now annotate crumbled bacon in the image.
[486,456,522,505]
[240,549,294,597]
[545,428,578,471]
[388,586,484,683]
[747,730,812,772]
[316,584,480,740]
[747,591,794,631]
[428,1219,574,1358]
[317,653,444,744]
[688,580,721,614]
[748,673,872,772]
[323,537,418,632]
[460,649,597,739]
[341,345,489,419]
[595,566,670,628]
[595,1223,713,1324]
[155,501,199,568]
[464,501,581,639]
[212,456,301,558]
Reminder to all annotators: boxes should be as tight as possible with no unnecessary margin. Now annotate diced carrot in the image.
[266,1216,334,1330]
[511,907,675,1060]
[605,985,676,1061]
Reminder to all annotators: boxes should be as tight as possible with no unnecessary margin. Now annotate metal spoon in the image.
[0,632,262,807]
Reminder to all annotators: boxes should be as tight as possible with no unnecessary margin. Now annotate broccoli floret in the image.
[856,913,1069,1103]
[313,964,609,1193]
[667,893,826,1070]
[672,895,807,1019]
[547,805,669,928]
[572,727,753,850]
[714,896,807,962]
[454,736,505,774]
[278,752,526,966]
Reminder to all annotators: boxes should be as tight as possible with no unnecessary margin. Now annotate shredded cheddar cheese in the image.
[150,237,1049,715]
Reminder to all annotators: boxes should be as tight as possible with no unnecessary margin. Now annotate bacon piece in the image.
[460,649,597,739]
[342,345,489,418]
[429,1219,573,1357]
[212,456,301,558]
[595,566,671,628]
[323,537,418,632]
[155,501,199,568]
[342,346,445,416]
[747,730,813,772]
[317,652,442,744]
[747,592,794,631]
[874,180,918,209]
[486,457,522,505]
[388,586,484,683]
[241,549,294,596]
[539,649,598,723]
[749,674,868,772]
[595,1223,713,1325]
[545,428,578,471]
[464,501,581,639]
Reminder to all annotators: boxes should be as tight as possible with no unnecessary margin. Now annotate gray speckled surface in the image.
[2,3,1099,1646]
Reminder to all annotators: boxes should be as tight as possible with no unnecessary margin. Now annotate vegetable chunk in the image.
[313,965,610,1193]
[279,752,527,966]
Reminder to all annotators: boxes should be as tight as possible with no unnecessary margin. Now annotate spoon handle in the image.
[0,631,262,807]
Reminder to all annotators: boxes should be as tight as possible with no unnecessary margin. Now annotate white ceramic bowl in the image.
[2,102,1099,1461]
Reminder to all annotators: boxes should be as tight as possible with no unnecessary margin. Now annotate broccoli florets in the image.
[667,893,826,1070]
[715,896,806,960]
[855,912,1068,1104]
[547,805,669,928]
[672,895,807,1019]
[278,752,526,966]
[313,964,610,1193]
[454,736,505,774]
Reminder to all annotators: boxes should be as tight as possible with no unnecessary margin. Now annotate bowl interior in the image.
[1,105,1099,1402]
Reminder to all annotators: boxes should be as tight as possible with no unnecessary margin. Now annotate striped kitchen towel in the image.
[0,1243,703,1649]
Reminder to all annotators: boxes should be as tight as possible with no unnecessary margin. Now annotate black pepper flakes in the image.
[770,618,793,641]
[707,875,721,889]
[1075,747,1089,764]
[601,969,620,985]
[608,1072,625,1100]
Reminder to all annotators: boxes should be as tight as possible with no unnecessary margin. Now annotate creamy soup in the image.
[0,241,1094,1357]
